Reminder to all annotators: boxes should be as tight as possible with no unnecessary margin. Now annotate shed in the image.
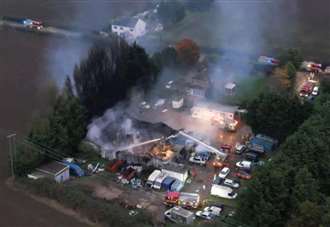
[37,161,70,183]
[225,82,236,95]
[248,134,277,153]
[167,206,195,224]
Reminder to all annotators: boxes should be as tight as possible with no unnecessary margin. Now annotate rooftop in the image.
[37,161,68,176]
[171,206,194,218]
[192,100,239,114]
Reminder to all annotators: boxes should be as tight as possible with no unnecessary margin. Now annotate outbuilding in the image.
[248,134,278,154]
[165,206,195,224]
[224,82,236,95]
[37,161,70,183]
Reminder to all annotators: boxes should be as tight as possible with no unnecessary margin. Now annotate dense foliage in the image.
[13,143,45,177]
[245,92,312,142]
[17,178,153,227]
[157,0,186,28]
[237,85,330,227]
[175,38,200,66]
[29,78,87,156]
[12,78,88,176]
[278,48,303,69]
[74,41,157,117]
[152,46,178,71]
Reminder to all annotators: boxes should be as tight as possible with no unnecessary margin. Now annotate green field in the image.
[220,76,269,106]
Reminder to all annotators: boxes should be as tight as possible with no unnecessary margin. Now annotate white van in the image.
[210,184,237,199]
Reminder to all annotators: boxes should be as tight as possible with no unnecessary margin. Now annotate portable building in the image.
[153,172,168,190]
[37,161,70,183]
[165,206,195,224]
[146,169,161,187]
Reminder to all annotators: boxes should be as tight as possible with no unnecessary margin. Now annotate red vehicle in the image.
[106,160,125,173]
[235,171,252,180]
[121,167,136,181]
[164,192,200,209]
[29,20,43,30]
[220,144,232,152]
[299,82,314,97]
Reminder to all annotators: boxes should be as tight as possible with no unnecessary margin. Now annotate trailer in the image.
[146,169,161,187]
[164,206,195,224]
[153,172,168,190]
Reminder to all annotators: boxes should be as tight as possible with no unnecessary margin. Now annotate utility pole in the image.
[7,134,16,178]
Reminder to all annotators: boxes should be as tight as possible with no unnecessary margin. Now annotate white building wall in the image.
[161,169,188,182]
[54,168,70,183]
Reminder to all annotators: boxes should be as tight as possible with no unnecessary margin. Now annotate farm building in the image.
[36,161,70,183]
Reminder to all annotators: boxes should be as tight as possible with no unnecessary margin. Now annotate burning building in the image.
[86,109,176,160]
[191,101,239,131]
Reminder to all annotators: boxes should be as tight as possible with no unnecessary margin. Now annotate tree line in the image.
[236,81,330,227]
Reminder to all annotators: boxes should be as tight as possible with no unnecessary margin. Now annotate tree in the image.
[291,168,320,206]
[287,61,297,81]
[175,38,200,66]
[152,46,178,70]
[245,92,311,142]
[157,0,186,27]
[74,41,157,117]
[278,48,303,69]
[237,89,330,227]
[13,141,45,176]
[288,201,323,227]
[29,78,87,156]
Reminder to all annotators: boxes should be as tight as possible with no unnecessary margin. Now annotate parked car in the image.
[244,152,259,162]
[236,160,252,170]
[235,143,247,154]
[195,210,214,220]
[325,66,330,74]
[204,206,223,216]
[312,86,319,96]
[218,167,230,179]
[189,155,207,166]
[223,179,240,188]
[235,171,252,180]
